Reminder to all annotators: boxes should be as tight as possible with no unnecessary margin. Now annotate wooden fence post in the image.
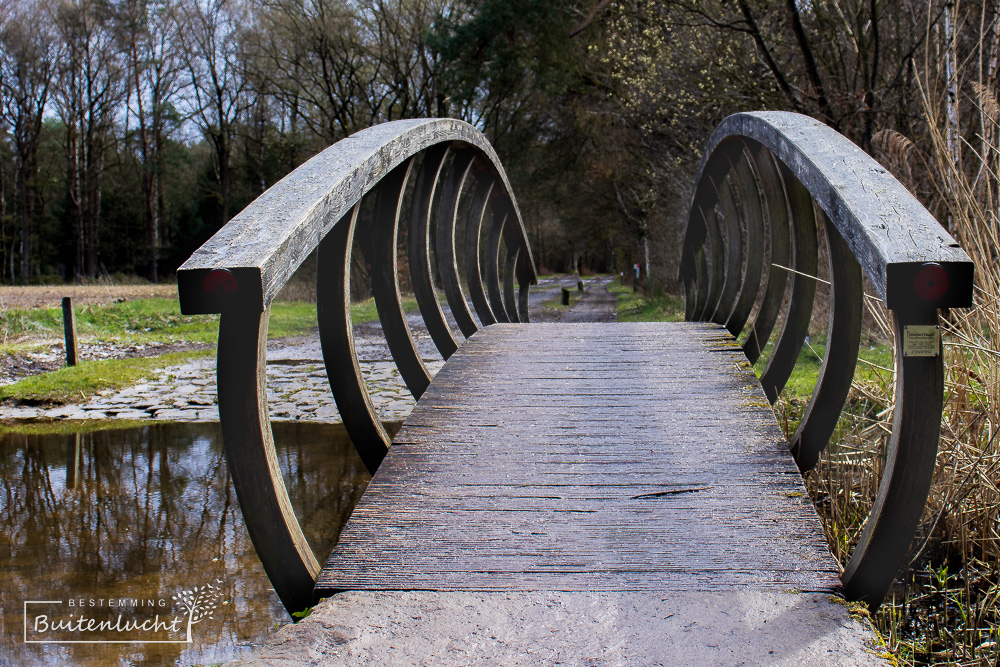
[62,296,78,366]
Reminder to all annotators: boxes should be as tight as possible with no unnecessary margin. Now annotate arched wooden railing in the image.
[680,111,974,609]
[176,118,536,614]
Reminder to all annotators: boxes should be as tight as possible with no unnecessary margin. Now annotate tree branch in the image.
[735,0,803,112]
[784,0,834,124]
[569,0,612,38]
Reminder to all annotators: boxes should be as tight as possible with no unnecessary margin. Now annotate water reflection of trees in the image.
[0,421,369,666]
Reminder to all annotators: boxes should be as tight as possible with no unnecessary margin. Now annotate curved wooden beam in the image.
[317,205,391,474]
[724,146,766,336]
[710,177,744,327]
[696,111,972,309]
[758,164,818,403]
[680,218,702,321]
[516,247,532,323]
[177,118,537,619]
[409,145,459,359]
[696,207,724,322]
[693,235,711,322]
[503,242,520,323]
[682,148,732,322]
[789,213,863,471]
[682,110,975,611]
[179,118,536,316]
[741,144,791,364]
[216,305,319,615]
[485,202,510,323]
[366,158,433,400]
[465,177,498,326]
[842,307,943,608]
[436,151,480,338]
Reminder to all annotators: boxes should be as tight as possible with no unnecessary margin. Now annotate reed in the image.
[791,18,1000,664]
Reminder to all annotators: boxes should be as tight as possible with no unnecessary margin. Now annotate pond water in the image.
[0,421,372,666]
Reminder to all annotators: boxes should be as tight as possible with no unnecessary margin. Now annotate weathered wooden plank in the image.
[177,118,536,315]
[316,322,839,594]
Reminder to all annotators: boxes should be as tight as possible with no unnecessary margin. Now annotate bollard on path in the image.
[560,287,570,306]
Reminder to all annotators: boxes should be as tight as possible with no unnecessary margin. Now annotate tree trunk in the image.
[66,120,83,279]
[16,163,30,283]
[0,155,7,284]
[217,126,231,225]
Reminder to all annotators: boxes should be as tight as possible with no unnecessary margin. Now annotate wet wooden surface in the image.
[316,322,840,593]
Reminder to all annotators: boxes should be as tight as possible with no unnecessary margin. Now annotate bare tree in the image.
[365,0,449,120]
[177,0,249,226]
[53,0,127,279]
[117,0,186,282]
[0,0,59,283]
[257,0,371,143]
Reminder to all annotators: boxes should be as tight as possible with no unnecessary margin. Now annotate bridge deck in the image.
[316,322,840,594]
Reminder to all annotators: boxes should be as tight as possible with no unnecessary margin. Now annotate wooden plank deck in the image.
[315,322,840,594]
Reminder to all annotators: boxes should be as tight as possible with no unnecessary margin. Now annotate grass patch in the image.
[1,298,220,348]
[0,349,214,405]
[607,279,685,322]
[0,296,415,406]
[753,334,894,402]
[349,296,419,324]
[0,418,150,437]
[0,296,400,353]
[756,333,893,438]
[541,296,573,309]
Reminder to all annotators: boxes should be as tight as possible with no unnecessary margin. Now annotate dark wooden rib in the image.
[317,205,391,474]
[464,177,497,326]
[217,305,318,614]
[366,158,432,400]
[724,146,765,336]
[742,144,790,364]
[759,164,818,403]
[502,242,520,322]
[485,204,510,322]
[789,213,863,471]
[698,207,724,322]
[711,173,744,327]
[436,151,480,338]
[409,145,459,359]
[516,248,532,323]
[316,322,839,594]
[843,306,943,606]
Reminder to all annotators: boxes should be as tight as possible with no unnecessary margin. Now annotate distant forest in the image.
[1,0,995,286]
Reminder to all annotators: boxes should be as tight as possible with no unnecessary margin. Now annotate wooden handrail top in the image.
[696,111,973,310]
[177,117,536,315]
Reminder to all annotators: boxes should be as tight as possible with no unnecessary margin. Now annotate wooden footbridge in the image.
[178,113,973,653]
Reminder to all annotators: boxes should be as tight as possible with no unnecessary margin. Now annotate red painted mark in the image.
[914,263,948,301]
[203,269,238,295]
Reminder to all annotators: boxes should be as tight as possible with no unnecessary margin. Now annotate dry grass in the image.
[794,21,1000,664]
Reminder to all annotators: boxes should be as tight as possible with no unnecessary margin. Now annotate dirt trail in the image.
[0,284,178,310]
[558,278,617,322]
[529,276,617,323]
